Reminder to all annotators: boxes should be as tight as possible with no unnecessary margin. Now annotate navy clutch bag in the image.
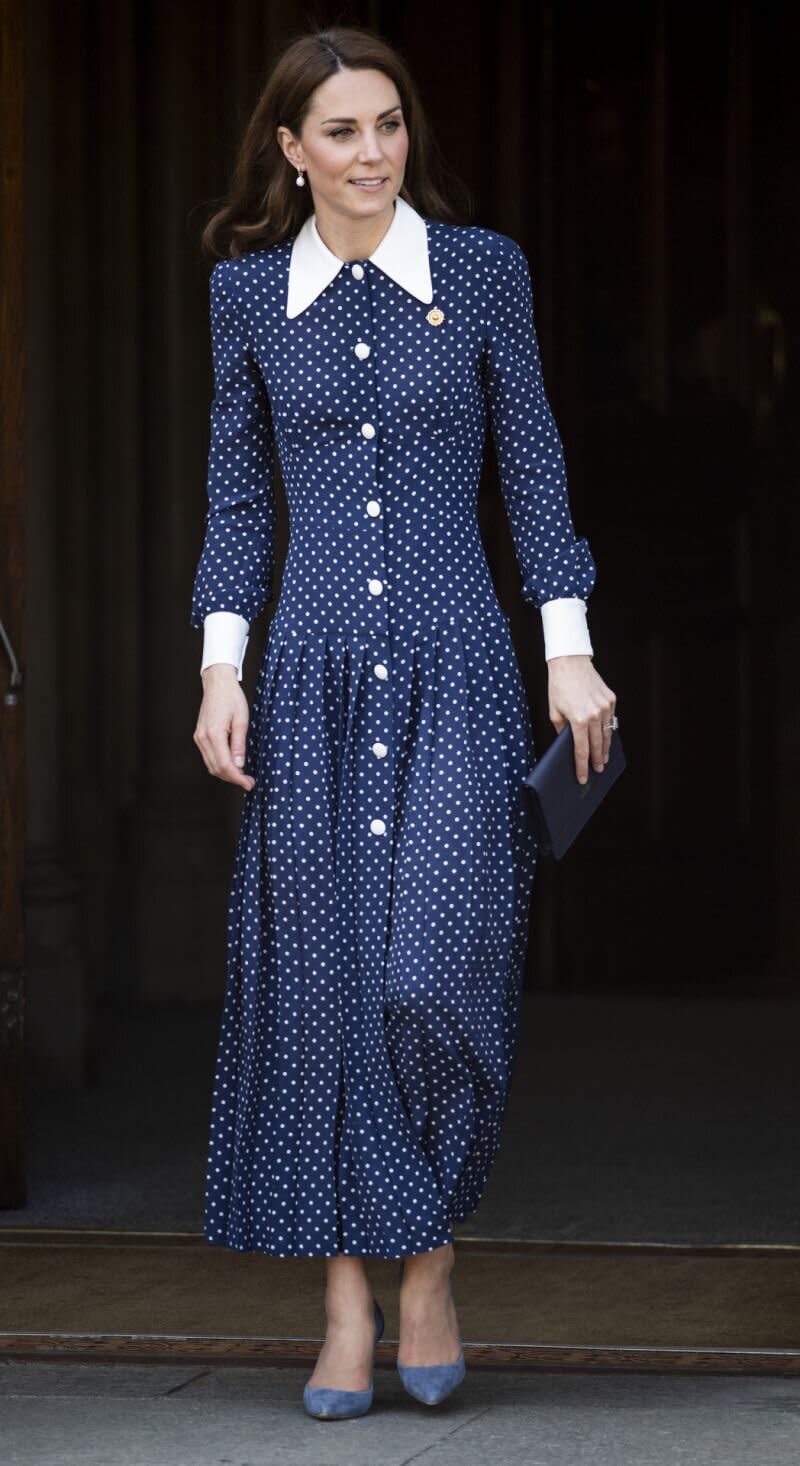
[521,723,626,859]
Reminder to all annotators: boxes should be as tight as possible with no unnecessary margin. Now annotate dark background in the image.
[19,0,800,1098]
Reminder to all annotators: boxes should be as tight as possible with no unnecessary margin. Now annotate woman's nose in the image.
[356,135,384,160]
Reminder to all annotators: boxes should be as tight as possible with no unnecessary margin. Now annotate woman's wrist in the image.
[201,662,241,681]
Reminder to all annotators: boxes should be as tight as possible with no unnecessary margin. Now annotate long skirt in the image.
[202,606,538,1257]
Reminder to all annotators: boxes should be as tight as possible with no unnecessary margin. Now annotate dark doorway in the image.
[1,0,798,1368]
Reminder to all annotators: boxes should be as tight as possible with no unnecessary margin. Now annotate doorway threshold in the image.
[0,1230,798,1374]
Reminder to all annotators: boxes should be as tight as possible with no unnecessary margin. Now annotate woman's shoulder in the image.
[209,240,291,293]
[426,216,529,276]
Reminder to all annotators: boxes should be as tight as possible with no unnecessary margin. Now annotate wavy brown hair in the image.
[200,23,472,262]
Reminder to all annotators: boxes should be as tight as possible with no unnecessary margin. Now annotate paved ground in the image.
[1,1360,798,1465]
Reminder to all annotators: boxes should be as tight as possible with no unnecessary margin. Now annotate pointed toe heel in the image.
[303,1300,385,1420]
[397,1350,466,1405]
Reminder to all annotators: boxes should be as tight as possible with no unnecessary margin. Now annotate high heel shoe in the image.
[303,1299,385,1420]
[397,1350,466,1405]
[396,1259,466,1405]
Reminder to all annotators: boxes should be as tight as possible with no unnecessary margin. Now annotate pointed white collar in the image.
[286,193,433,318]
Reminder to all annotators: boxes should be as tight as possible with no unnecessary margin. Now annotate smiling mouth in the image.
[350,178,387,186]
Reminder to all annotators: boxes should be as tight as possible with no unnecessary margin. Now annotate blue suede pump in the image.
[396,1261,466,1405]
[397,1350,466,1406]
[303,1300,385,1420]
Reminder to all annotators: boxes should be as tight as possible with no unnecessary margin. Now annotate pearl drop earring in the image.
[295,166,305,187]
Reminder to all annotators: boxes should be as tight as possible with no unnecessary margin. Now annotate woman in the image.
[190,25,616,1420]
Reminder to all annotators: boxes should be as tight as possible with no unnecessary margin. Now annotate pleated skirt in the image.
[203,606,538,1257]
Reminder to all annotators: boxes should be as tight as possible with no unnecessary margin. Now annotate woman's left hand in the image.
[546,654,617,784]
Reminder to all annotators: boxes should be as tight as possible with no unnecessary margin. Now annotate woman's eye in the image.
[328,121,401,139]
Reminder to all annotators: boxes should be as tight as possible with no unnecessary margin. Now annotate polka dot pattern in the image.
[189,203,596,1257]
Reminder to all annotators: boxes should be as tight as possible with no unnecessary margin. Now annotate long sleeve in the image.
[481,237,597,658]
[189,259,277,677]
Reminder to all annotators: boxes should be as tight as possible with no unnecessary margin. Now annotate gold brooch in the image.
[426,306,445,326]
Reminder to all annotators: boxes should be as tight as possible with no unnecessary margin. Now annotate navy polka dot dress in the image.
[189,194,596,1257]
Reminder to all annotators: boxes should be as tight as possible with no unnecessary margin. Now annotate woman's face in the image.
[279,67,409,220]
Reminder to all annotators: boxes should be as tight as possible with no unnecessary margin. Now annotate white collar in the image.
[286,193,433,318]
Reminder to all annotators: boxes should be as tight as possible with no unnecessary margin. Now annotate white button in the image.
[368,578,383,596]
[361,422,375,439]
[366,499,381,516]
[373,662,388,679]
[370,818,386,836]
[351,262,364,279]
[354,342,371,359]
[371,742,388,758]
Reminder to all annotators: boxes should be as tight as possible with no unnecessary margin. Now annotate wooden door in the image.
[0,0,26,1206]
[505,0,797,995]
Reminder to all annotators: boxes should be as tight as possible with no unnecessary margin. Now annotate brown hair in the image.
[200,24,472,261]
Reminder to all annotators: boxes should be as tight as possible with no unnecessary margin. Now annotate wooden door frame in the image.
[0,0,26,1208]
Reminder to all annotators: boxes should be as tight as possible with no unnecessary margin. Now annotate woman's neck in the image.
[312,197,396,263]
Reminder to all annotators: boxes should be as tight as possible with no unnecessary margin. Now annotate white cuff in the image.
[201,611,250,681]
[540,598,593,660]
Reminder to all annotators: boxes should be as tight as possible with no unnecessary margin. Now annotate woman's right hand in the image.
[193,664,256,791]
